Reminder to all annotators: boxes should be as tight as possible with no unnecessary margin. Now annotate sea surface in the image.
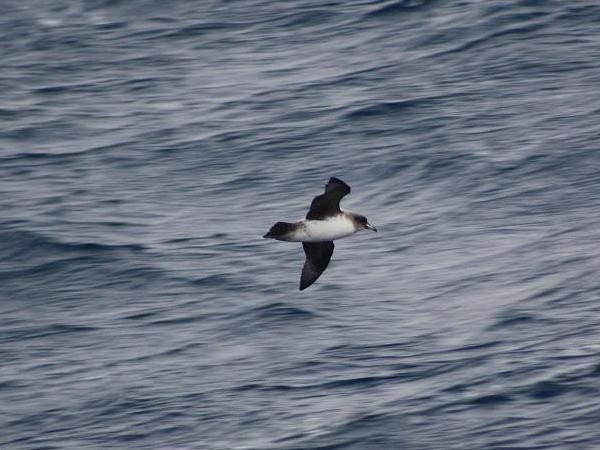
[2,1,600,449]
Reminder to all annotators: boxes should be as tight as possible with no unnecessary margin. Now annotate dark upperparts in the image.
[305,177,351,221]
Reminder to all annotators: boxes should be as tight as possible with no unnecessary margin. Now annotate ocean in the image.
[2,0,600,448]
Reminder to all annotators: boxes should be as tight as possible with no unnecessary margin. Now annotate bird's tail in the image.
[263,222,295,240]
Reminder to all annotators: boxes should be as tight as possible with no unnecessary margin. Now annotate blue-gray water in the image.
[2,1,600,449]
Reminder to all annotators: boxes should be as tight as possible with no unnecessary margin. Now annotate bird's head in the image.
[351,213,377,232]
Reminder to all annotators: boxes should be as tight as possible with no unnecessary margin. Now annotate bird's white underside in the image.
[287,214,357,242]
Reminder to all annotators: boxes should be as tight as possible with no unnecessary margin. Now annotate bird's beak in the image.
[365,222,378,232]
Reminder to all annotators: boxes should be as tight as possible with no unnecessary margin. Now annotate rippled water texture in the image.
[2,1,600,449]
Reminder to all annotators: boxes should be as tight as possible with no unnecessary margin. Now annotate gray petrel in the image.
[264,177,377,290]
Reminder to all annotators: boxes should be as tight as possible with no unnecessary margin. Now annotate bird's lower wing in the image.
[300,241,334,290]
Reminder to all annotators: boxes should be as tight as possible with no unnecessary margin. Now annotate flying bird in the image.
[263,177,377,290]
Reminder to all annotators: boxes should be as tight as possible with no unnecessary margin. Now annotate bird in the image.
[263,177,377,290]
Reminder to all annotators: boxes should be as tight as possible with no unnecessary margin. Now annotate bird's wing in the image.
[305,177,351,220]
[300,241,334,290]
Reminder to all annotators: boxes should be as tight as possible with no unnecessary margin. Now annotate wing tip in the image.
[299,273,316,291]
[327,177,351,194]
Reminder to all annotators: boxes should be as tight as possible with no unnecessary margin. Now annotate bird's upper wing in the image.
[300,241,334,290]
[305,177,351,220]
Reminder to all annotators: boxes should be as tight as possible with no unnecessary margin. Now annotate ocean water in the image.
[2,0,600,448]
